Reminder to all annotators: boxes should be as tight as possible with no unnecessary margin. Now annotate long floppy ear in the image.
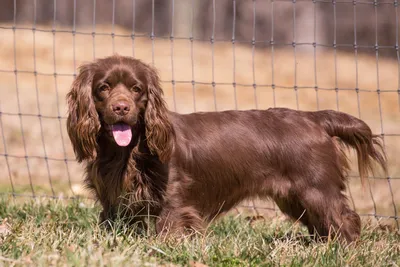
[66,63,100,162]
[144,66,174,162]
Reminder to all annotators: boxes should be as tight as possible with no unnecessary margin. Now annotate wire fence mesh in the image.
[0,0,399,228]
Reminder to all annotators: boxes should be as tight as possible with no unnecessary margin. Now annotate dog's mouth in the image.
[109,122,132,147]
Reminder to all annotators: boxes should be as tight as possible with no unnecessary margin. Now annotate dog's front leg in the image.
[156,204,204,238]
[98,202,116,229]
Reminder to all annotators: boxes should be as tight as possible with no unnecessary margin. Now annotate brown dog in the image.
[66,55,387,243]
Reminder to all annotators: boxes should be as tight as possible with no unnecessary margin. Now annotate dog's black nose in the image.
[112,102,130,116]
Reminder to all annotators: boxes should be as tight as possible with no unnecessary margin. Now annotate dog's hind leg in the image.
[275,196,314,236]
[292,184,361,243]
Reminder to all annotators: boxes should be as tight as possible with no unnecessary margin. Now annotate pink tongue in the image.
[111,123,132,147]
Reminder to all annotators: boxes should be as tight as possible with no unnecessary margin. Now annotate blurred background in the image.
[0,0,399,227]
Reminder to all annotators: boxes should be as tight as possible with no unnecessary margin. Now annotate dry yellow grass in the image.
[0,24,399,226]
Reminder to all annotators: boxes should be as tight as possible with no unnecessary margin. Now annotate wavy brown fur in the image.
[66,55,387,243]
[310,110,387,188]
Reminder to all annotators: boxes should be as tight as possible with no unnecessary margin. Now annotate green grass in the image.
[0,198,399,267]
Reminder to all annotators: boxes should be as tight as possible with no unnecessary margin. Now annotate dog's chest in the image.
[91,156,165,211]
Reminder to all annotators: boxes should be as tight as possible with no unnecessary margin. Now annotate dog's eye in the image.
[131,86,141,93]
[98,84,110,92]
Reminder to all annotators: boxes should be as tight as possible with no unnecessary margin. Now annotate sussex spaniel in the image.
[66,55,387,243]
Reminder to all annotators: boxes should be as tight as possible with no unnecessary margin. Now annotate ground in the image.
[0,197,399,266]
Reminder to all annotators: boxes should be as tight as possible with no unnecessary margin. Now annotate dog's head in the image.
[66,55,173,162]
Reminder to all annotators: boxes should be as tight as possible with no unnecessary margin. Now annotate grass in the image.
[0,198,399,266]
